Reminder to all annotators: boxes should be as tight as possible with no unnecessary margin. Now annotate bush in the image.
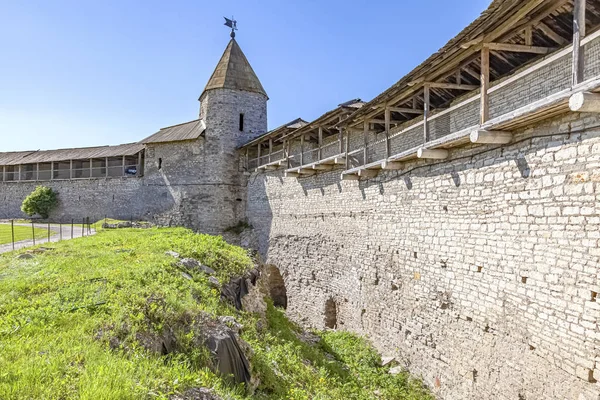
[21,186,58,219]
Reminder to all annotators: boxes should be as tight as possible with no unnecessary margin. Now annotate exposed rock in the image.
[381,356,396,366]
[181,272,193,280]
[179,258,215,275]
[389,366,404,375]
[208,277,220,288]
[296,330,321,346]
[16,253,34,259]
[136,327,176,355]
[220,268,260,310]
[165,250,180,258]
[170,388,221,400]
[218,316,243,334]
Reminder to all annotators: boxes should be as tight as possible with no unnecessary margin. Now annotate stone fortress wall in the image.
[246,112,600,400]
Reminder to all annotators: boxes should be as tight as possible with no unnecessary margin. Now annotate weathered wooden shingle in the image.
[139,119,206,144]
[201,39,267,99]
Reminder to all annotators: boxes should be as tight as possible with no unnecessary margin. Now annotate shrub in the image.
[21,186,58,219]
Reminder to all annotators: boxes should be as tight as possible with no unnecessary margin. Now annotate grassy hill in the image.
[0,227,432,400]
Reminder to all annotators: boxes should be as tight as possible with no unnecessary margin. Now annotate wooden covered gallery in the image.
[242,0,600,180]
[0,143,144,182]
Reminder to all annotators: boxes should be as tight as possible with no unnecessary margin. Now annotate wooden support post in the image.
[569,92,600,112]
[69,160,73,179]
[572,0,586,85]
[417,148,449,160]
[470,130,512,144]
[363,119,368,166]
[137,152,142,176]
[91,158,94,178]
[524,26,533,46]
[121,156,125,177]
[300,135,304,165]
[423,84,430,143]
[344,128,350,170]
[18,164,21,181]
[384,106,391,158]
[268,138,273,163]
[257,143,262,166]
[50,162,54,180]
[36,163,39,181]
[338,126,343,154]
[2,165,5,182]
[286,140,291,169]
[480,46,490,124]
[318,126,323,161]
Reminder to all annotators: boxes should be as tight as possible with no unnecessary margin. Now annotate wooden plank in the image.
[537,22,568,46]
[423,84,430,143]
[572,0,586,85]
[524,26,533,46]
[344,128,350,170]
[485,42,556,54]
[480,46,490,124]
[268,138,273,163]
[417,148,449,159]
[381,161,403,170]
[384,106,391,158]
[388,107,424,114]
[318,126,323,161]
[470,130,512,144]
[363,119,368,166]
[569,92,600,112]
[427,82,478,91]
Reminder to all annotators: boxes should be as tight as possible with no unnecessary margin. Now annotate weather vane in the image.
[224,16,238,38]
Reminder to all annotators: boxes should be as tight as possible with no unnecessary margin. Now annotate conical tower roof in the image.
[201,39,267,99]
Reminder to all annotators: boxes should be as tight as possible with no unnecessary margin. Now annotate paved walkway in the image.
[0,223,96,254]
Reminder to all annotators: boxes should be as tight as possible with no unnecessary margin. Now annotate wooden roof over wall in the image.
[140,119,206,144]
[0,143,144,166]
[344,0,600,128]
[241,118,308,149]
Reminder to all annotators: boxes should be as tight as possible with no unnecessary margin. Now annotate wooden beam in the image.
[384,106,391,158]
[341,173,360,181]
[317,126,323,161]
[363,119,368,166]
[572,0,586,85]
[388,107,424,115]
[257,143,262,166]
[268,138,273,163]
[285,171,300,178]
[480,46,490,124]
[470,130,512,144]
[345,128,350,170]
[524,26,533,46]
[569,92,600,112]
[286,140,291,169]
[423,84,430,142]
[300,135,304,166]
[537,22,568,46]
[312,164,333,171]
[69,160,73,179]
[358,169,378,179]
[417,148,449,159]
[381,161,403,170]
[338,126,344,154]
[426,82,478,91]
[485,42,556,54]
[298,168,316,176]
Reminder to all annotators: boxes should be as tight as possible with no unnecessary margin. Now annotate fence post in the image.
[11,220,14,251]
[31,220,35,246]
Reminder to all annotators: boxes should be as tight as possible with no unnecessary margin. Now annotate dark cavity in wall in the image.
[265,265,287,309]
[324,298,337,329]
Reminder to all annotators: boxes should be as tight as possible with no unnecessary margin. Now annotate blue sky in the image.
[0,0,490,151]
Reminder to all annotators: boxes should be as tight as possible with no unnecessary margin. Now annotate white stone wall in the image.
[246,112,600,400]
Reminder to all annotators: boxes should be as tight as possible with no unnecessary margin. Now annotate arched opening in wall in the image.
[265,265,287,309]
[324,298,337,329]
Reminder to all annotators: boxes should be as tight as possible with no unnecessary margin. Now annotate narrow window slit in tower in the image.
[158,158,162,170]
[521,276,527,284]
[239,113,244,131]
[591,291,597,302]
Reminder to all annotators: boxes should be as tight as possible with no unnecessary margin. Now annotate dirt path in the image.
[0,223,96,254]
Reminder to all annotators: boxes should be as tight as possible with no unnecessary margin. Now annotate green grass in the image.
[0,224,54,245]
[0,228,432,400]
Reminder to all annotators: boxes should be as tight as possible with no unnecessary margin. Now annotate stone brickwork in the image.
[246,112,600,400]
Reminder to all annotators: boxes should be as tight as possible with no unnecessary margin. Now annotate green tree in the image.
[21,186,58,219]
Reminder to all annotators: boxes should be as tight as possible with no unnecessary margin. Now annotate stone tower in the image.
[198,38,268,230]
